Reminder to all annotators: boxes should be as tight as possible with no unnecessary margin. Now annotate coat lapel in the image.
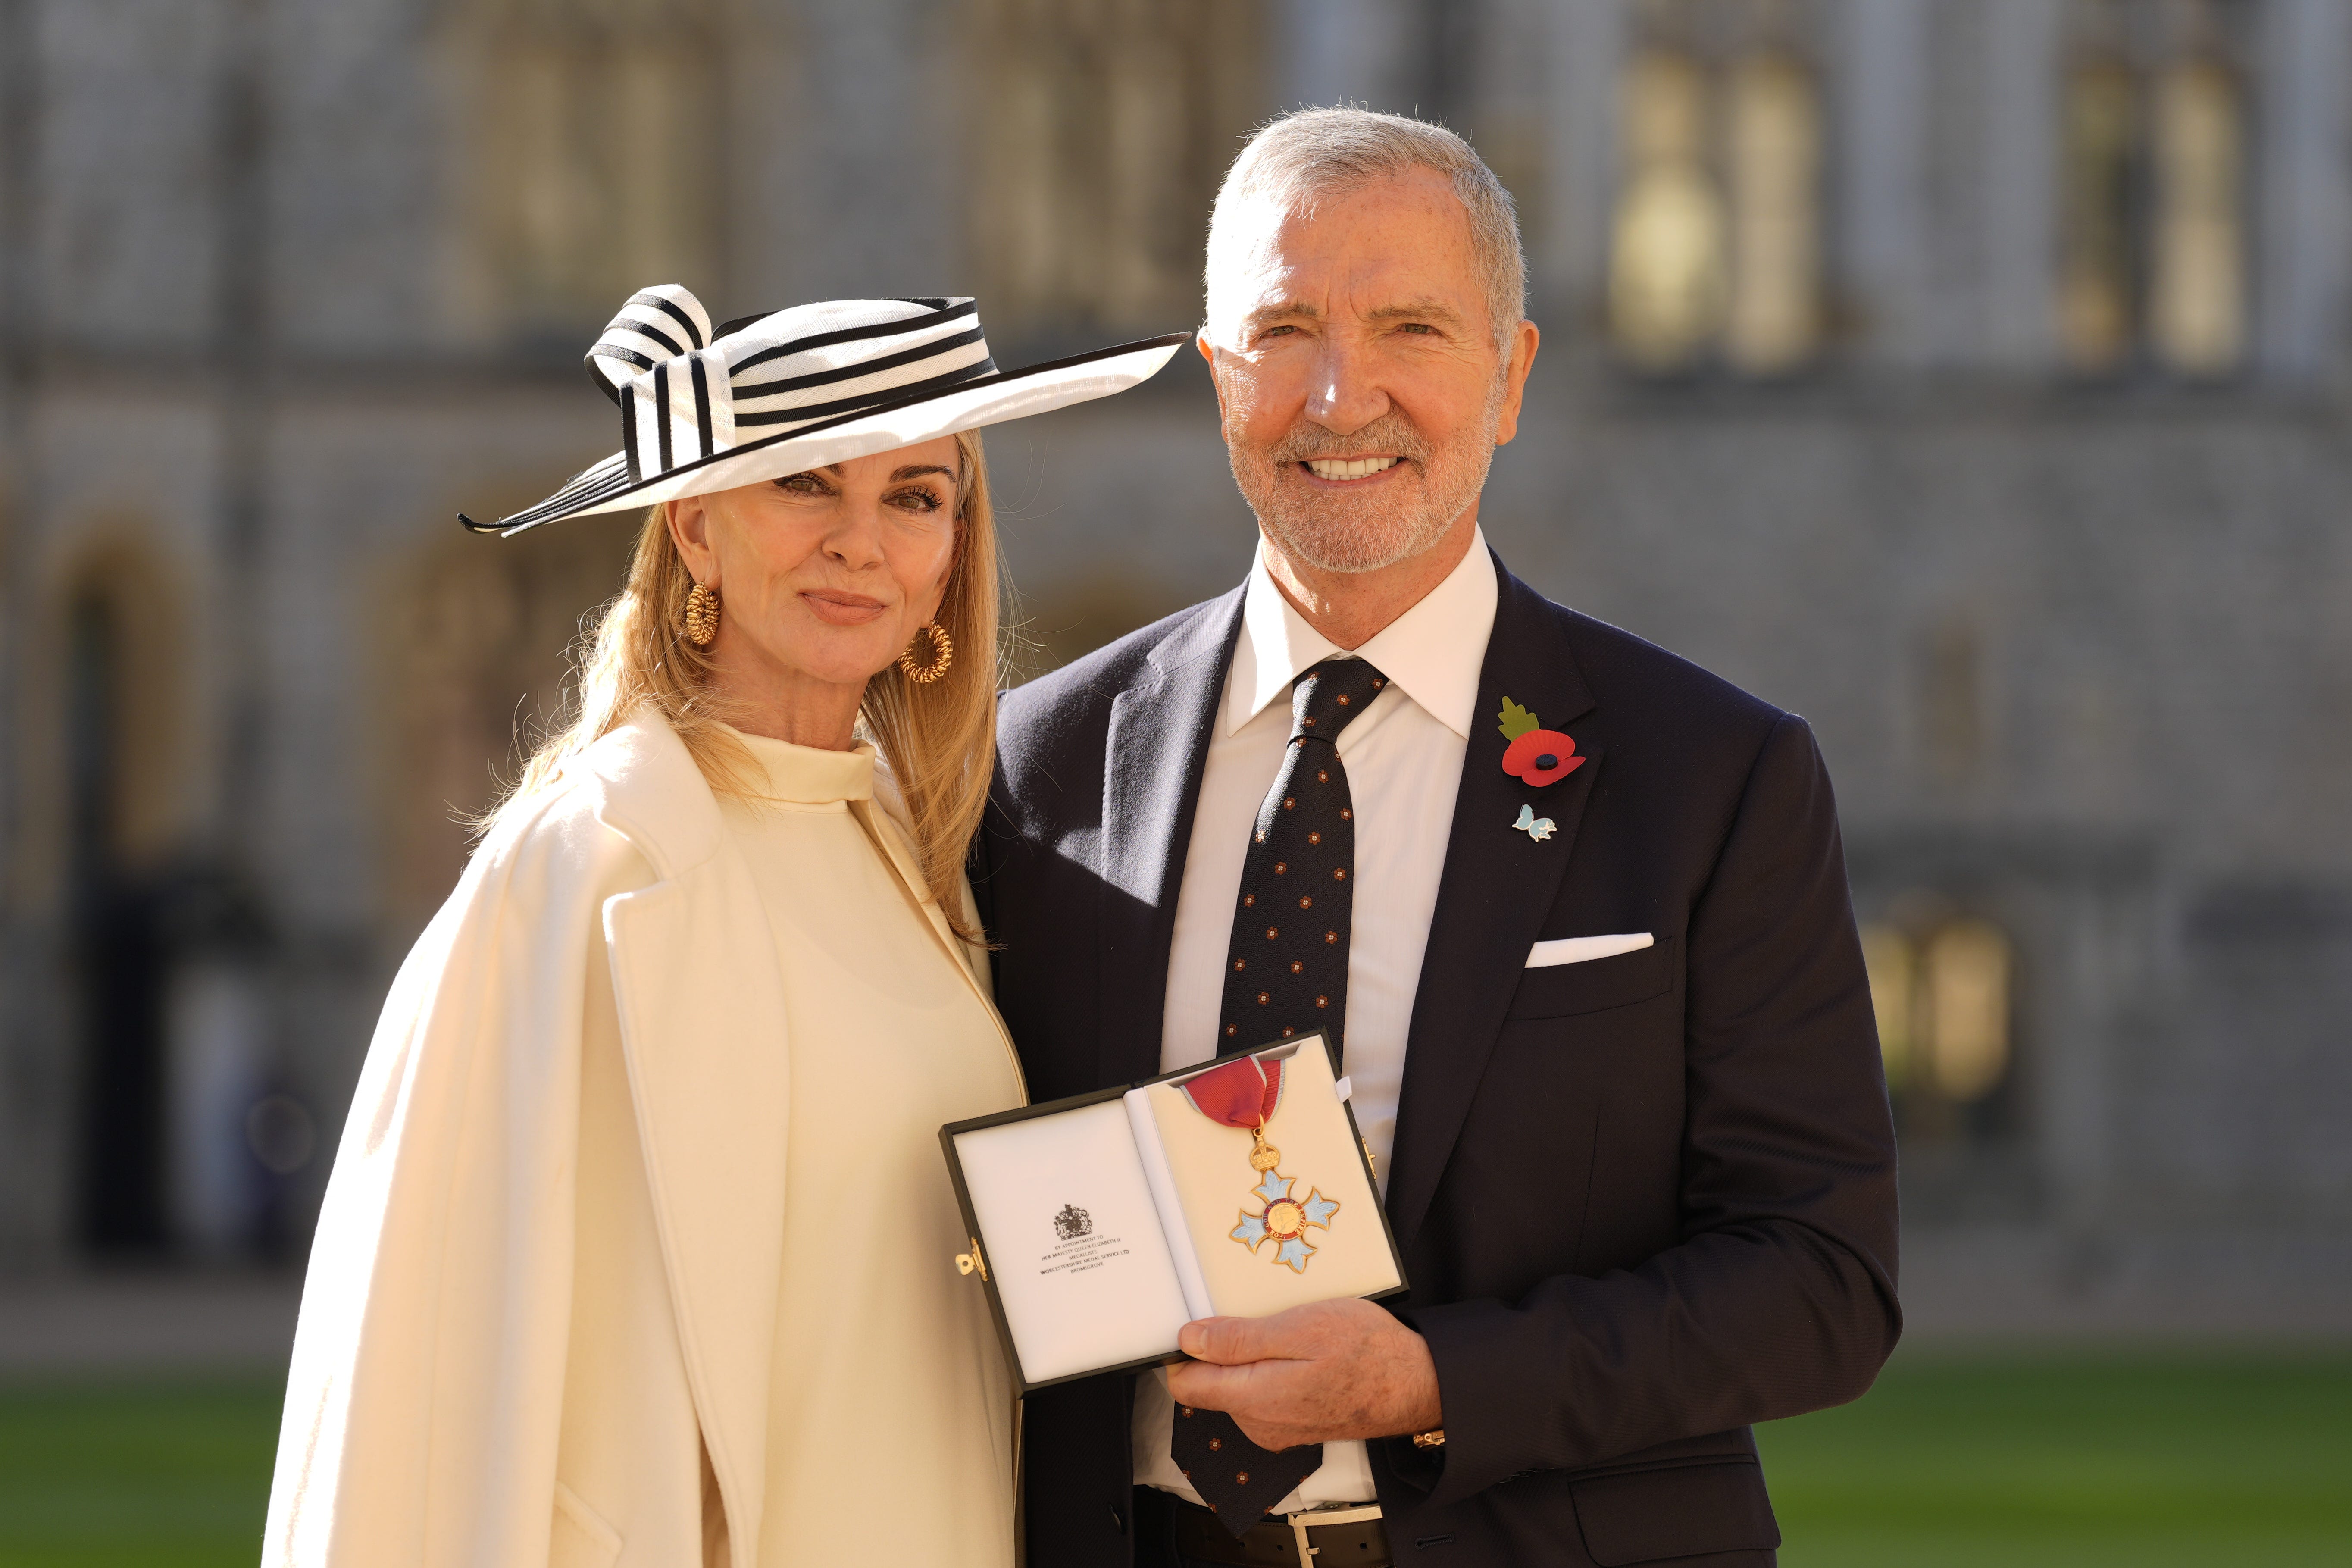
[1386,561,1602,1254]
[852,795,1003,1022]
[1096,589,1246,1088]
[585,715,794,1560]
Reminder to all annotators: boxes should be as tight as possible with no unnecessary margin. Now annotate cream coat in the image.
[263,710,997,1567]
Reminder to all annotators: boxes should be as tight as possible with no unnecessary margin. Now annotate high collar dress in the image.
[716,728,1024,1566]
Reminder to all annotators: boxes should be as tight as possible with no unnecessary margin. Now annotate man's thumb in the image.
[1177,1315,1262,1365]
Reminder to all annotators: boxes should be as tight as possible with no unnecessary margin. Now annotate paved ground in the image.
[0,1271,303,1375]
[0,1224,2345,1377]
[1897,1227,2352,1341]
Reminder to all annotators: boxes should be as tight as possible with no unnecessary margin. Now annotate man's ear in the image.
[666,495,720,590]
[1492,319,1541,448]
[1198,331,1229,423]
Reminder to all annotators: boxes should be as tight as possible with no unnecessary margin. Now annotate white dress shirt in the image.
[1132,529,1500,1512]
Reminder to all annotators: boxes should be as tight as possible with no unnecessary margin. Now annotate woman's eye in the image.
[890,488,947,513]
[776,473,828,495]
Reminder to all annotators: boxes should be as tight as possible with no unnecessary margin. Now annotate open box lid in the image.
[940,1031,1407,1396]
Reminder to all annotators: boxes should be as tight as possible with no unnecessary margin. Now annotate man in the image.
[974,108,1900,1568]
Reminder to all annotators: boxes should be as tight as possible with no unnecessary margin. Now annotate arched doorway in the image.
[53,545,190,1255]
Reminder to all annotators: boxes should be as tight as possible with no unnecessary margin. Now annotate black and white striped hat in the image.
[464,286,1187,536]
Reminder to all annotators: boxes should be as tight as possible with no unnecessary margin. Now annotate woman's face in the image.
[667,435,962,701]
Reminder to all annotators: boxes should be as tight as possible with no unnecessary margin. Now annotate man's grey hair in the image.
[1204,106,1528,355]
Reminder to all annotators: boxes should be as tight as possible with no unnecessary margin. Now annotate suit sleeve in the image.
[1393,714,1901,1508]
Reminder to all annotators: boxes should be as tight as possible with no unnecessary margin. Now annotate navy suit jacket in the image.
[971,552,1901,1568]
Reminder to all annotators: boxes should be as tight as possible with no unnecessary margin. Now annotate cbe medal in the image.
[1179,1055,1340,1274]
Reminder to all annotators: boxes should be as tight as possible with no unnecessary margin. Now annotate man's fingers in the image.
[1167,1356,1250,1410]
[1167,1361,1311,1451]
[1177,1313,1283,1365]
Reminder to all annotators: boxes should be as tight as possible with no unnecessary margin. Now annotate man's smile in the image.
[1300,456,1405,483]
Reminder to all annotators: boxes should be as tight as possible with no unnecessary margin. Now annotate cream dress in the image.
[569,726,1023,1568]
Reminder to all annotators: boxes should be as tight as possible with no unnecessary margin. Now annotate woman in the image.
[264,289,1185,1568]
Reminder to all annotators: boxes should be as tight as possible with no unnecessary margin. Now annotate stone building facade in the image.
[2,0,2345,1327]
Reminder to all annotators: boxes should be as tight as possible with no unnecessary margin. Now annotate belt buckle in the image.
[1281,1502,1382,1565]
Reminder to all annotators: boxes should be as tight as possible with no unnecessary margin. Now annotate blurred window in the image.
[1861,908,2017,1144]
[1612,49,1726,368]
[2059,56,2139,370]
[965,0,1262,340]
[462,0,724,338]
[1610,0,1823,376]
[2058,0,2249,377]
[2149,52,2246,372]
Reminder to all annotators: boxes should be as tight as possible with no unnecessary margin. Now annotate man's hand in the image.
[1166,1297,1442,1451]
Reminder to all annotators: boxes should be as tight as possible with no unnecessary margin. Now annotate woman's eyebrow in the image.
[888,464,957,482]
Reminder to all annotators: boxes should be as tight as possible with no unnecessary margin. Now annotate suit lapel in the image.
[1387,561,1602,1254]
[1097,588,1246,1088]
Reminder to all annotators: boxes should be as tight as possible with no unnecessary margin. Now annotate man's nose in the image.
[1302,335,1391,435]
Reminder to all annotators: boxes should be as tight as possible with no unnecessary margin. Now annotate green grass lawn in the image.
[1758,1349,2352,1567]
[0,1351,2345,1565]
[0,1375,284,1568]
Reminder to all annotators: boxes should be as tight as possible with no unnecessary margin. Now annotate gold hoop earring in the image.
[682,582,721,647]
[897,621,954,684]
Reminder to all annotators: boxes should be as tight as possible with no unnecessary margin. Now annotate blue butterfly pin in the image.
[1512,804,1556,842]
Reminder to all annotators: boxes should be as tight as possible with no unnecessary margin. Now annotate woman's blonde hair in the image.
[494,429,1001,937]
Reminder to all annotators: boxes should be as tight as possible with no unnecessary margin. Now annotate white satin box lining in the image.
[1525,932,1655,968]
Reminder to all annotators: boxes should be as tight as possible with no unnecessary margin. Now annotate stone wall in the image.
[0,0,2343,1327]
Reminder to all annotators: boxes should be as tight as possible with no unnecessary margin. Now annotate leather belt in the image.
[1169,1495,1389,1568]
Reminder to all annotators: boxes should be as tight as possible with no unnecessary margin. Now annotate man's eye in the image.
[1260,325,1299,340]
[1397,322,1436,335]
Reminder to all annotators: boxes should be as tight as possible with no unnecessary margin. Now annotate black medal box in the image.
[939,1030,1408,1396]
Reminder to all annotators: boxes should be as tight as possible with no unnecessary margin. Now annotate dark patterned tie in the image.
[1173,655,1388,1530]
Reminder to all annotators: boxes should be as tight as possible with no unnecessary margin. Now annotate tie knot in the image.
[1289,657,1389,744]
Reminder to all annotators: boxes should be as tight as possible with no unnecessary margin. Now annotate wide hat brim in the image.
[465,332,1191,537]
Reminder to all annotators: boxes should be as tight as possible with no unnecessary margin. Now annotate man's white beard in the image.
[1230,380,1504,576]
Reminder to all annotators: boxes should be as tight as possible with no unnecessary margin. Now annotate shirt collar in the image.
[1225,526,1499,739]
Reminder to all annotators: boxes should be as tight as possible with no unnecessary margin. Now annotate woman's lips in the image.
[800,589,889,626]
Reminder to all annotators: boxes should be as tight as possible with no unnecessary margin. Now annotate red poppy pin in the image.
[1498,697,1583,786]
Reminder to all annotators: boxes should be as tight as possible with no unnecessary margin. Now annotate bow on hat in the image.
[590,285,995,485]
[588,285,735,480]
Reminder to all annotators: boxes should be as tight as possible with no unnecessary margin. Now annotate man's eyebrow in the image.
[1242,300,1321,326]
[1367,298,1467,325]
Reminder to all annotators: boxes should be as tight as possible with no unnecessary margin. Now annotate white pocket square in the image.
[1526,933,1654,968]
